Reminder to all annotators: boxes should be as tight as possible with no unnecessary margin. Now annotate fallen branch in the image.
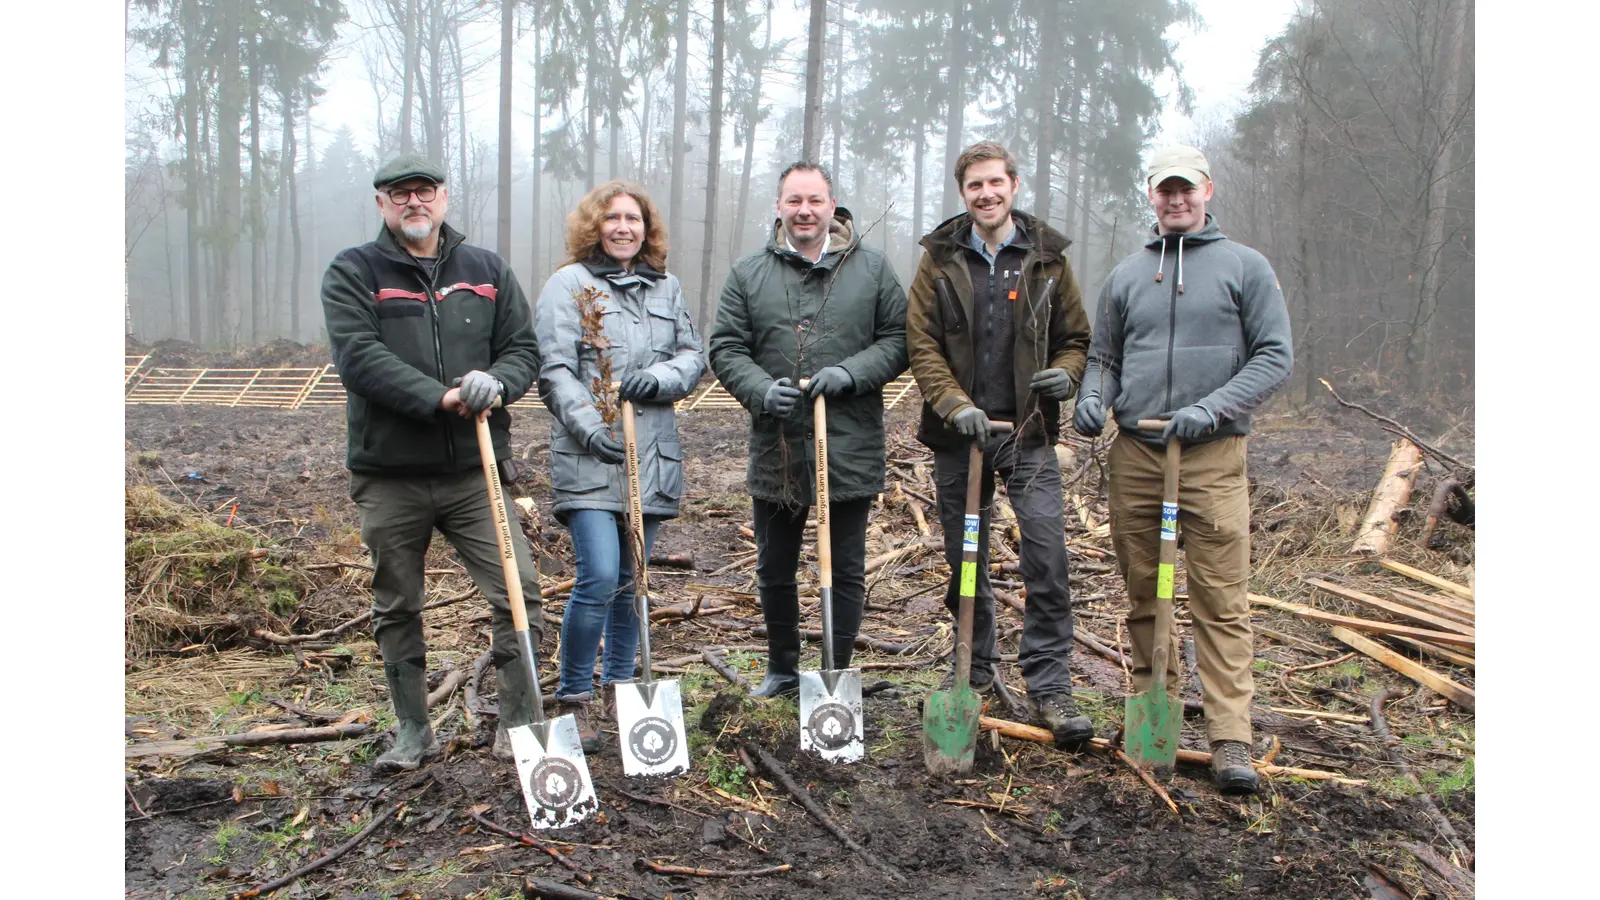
[262,696,343,725]
[465,650,493,726]
[228,800,400,899]
[638,859,792,878]
[426,663,469,710]
[126,723,372,759]
[649,552,697,570]
[1318,378,1470,472]
[1332,627,1474,711]
[649,600,735,622]
[1073,630,1128,668]
[1112,748,1180,815]
[744,742,905,883]
[1378,559,1473,602]
[977,716,1367,785]
[1305,578,1473,636]
[701,649,752,691]
[611,784,712,819]
[1250,594,1473,649]
[1371,691,1467,857]
[1388,636,1475,670]
[521,878,613,900]
[1350,439,1423,555]
[1400,841,1475,896]
[708,552,759,577]
[753,626,917,656]
[468,810,594,884]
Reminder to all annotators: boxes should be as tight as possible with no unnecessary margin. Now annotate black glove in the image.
[763,377,803,418]
[619,371,659,402]
[805,366,854,398]
[456,370,503,413]
[1161,406,1216,442]
[1029,368,1076,401]
[586,430,626,465]
[1072,395,1105,437]
[950,406,992,439]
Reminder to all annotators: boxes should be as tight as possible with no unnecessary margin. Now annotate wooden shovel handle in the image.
[1136,418,1169,433]
[474,402,529,635]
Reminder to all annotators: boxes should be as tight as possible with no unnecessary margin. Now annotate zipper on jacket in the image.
[415,246,455,470]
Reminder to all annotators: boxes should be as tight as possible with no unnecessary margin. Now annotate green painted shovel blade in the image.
[1123,689,1183,770]
[922,682,981,776]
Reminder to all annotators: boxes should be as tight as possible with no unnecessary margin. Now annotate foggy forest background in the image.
[123,0,1473,404]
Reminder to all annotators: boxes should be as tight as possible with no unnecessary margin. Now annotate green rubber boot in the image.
[374,660,441,774]
[492,653,537,762]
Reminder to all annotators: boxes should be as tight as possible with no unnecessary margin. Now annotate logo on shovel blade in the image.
[528,757,584,811]
[627,716,679,767]
[805,703,857,752]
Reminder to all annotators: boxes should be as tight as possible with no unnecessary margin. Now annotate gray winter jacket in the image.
[534,259,705,521]
[1080,215,1293,446]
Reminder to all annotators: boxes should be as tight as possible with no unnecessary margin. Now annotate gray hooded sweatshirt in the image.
[1080,214,1293,446]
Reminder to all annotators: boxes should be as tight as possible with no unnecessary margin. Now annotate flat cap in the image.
[373,154,447,188]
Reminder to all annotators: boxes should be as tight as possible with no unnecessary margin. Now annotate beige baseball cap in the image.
[1146,145,1210,187]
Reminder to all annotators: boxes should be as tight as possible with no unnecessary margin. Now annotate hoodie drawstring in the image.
[1176,235,1185,294]
[1155,240,1166,283]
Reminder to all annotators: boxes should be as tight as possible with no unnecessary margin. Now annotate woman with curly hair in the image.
[532,180,705,752]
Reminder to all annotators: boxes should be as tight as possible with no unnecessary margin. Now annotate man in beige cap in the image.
[1073,145,1293,794]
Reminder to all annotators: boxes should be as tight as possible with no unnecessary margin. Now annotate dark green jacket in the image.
[708,209,909,506]
[321,222,541,475]
[906,210,1091,449]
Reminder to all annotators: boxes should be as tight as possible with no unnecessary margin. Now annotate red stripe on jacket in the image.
[436,283,498,302]
[374,288,430,302]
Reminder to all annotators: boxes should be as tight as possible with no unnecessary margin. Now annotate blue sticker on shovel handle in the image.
[962,514,979,552]
[1160,502,1178,541]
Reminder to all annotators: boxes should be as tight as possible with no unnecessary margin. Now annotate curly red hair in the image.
[561,180,669,272]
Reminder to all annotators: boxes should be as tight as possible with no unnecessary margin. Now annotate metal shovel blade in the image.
[507,716,599,830]
[614,679,690,778]
[798,668,863,763]
[1123,687,1182,771]
[922,681,980,776]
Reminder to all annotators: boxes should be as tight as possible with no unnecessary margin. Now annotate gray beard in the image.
[401,221,434,243]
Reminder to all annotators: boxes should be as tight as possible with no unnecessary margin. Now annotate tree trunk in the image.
[273,95,291,339]
[699,0,726,316]
[732,9,771,261]
[941,0,965,218]
[668,0,688,246]
[912,115,925,250]
[530,23,543,280]
[585,33,599,191]
[217,1,243,347]
[802,0,824,162]
[829,1,842,180]
[302,96,316,336]
[249,31,266,343]
[1350,439,1424,555]
[287,89,303,342]
[1032,7,1059,221]
[497,1,512,258]
[450,25,470,239]
[182,0,202,344]
[400,0,418,153]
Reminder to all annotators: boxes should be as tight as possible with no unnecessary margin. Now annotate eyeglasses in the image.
[384,185,438,204]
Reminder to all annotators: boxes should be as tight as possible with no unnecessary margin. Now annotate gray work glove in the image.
[763,377,803,418]
[950,406,992,439]
[1161,406,1217,443]
[1029,367,1076,401]
[1072,394,1106,437]
[456,370,503,413]
[805,366,854,398]
[585,429,626,465]
[618,371,659,402]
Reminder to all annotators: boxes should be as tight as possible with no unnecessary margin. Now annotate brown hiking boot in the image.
[559,700,600,754]
[1210,740,1260,795]
[1032,692,1095,749]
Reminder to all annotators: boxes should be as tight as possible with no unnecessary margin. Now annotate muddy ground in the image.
[124,360,1475,900]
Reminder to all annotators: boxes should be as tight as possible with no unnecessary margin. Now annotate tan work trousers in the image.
[1108,433,1254,744]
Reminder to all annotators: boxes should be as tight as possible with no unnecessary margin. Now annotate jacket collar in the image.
[1143,213,1226,249]
[767,206,858,269]
[581,252,666,287]
[921,209,1070,265]
[373,220,466,268]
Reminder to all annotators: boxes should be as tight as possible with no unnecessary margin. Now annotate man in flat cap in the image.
[320,155,543,773]
[1073,145,1292,794]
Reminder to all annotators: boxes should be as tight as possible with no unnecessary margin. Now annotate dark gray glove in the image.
[586,430,626,465]
[763,377,803,418]
[1072,395,1105,437]
[619,371,659,402]
[950,406,992,439]
[1029,367,1076,401]
[805,366,854,398]
[1161,406,1216,442]
[457,370,503,413]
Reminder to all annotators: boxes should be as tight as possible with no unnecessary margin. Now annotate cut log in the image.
[125,722,372,759]
[1329,626,1474,711]
[1387,636,1475,670]
[1350,439,1423,555]
[1304,578,1474,636]
[1249,594,1473,649]
[1378,558,1474,602]
[1389,588,1474,625]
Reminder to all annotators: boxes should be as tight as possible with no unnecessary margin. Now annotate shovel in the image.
[474,406,598,829]
[796,382,863,763]
[1121,417,1184,772]
[613,397,690,778]
[923,419,1013,776]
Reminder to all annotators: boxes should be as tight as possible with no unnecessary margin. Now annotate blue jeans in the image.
[557,509,662,700]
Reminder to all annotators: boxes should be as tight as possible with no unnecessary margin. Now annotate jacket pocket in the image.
[650,439,685,504]
[1167,345,1240,411]
[646,301,677,353]
[552,446,611,494]
[377,301,425,319]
